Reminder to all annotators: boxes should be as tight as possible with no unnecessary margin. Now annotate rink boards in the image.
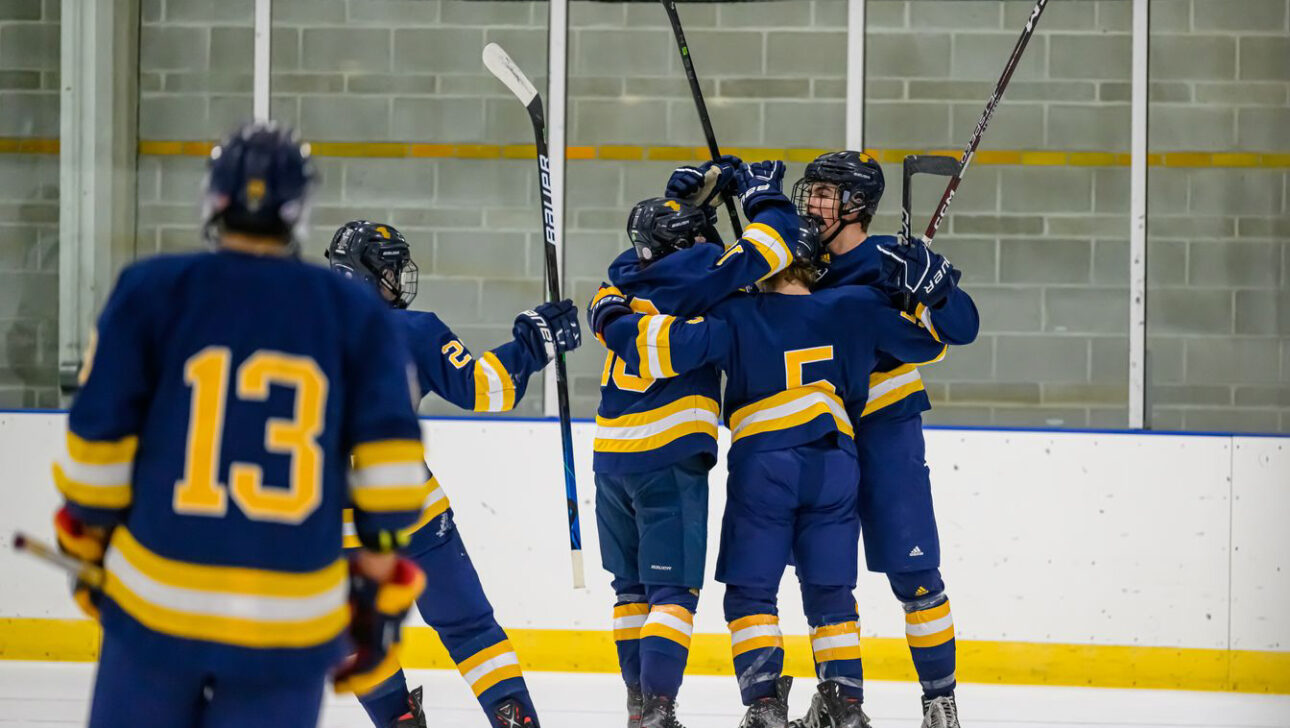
[0,412,1286,692]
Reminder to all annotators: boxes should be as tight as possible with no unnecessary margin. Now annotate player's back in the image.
[595,246,729,474]
[709,289,879,460]
[68,248,420,679]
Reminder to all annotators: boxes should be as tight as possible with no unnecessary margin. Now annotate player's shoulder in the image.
[395,309,450,337]
[814,283,892,310]
[111,251,211,302]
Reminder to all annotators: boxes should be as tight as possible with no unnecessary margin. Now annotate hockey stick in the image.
[923,0,1050,244]
[483,43,585,589]
[12,531,106,590]
[660,0,744,240]
[901,155,959,245]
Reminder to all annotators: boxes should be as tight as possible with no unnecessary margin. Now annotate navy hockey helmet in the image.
[627,197,713,265]
[326,220,419,309]
[790,151,885,240]
[203,120,316,245]
[793,214,830,283]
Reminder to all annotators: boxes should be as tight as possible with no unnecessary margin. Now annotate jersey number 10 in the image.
[172,346,328,524]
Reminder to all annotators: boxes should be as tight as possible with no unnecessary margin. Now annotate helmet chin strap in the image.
[820,204,864,246]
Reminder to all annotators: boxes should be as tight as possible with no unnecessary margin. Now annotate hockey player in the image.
[790,151,980,728]
[51,121,428,728]
[593,157,798,728]
[326,219,581,728]
[590,171,958,728]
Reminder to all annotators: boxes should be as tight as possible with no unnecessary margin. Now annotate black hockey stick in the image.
[483,43,585,589]
[923,0,1050,244]
[660,0,744,241]
[901,155,959,245]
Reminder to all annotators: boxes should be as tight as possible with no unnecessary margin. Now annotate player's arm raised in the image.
[588,284,730,380]
[404,302,580,414]
[663,159,800,312]
[877,236,980,346]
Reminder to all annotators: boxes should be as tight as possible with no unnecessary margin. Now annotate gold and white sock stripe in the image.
[613,602,649,642]
[905,599,955,648]
[457,640,523,697]
[729,614,784,658]
[640,604,694,649]
[810,621,862,663]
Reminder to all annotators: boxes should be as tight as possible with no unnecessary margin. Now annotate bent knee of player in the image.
[723,584,777,622]
[799,583,858,626]
[645,584,699,613]
[887,568,946,608]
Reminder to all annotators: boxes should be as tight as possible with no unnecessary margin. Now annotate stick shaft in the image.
[660,0,744,241]
[923,0,1050,244]
[527,98,585,589]
[13,532,105,589]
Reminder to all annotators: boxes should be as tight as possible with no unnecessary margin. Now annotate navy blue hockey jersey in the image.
[814,234,979,423]
[595,207,797,474]
[602,287,949,463]
[54,249,428,678]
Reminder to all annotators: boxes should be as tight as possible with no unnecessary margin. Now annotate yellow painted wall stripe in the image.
[2,619,1286,694]
[2,138,1289,168]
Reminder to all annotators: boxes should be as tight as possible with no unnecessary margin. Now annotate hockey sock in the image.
[890,569,956,698]
[613,603,647,688]
[639,586,698,699]
[802,583,864,701]
[449,630,526,713]
[724,585,784,705]
[355,667,410,728]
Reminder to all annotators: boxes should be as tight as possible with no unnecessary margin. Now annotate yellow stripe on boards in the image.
[2,620,1288,694]
[2,138,1289,168]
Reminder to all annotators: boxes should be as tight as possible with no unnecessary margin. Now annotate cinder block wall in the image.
[0,0,59,408]
[5,0,1289,430]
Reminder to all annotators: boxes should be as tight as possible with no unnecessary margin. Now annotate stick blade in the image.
[483,43,538,106]
[904,154,959,178]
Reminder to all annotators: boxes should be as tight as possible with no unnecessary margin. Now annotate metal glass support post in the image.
[254,0,271,121]
[1129,0,1149,428]
[58,0,139,399]
[845,0,867,150]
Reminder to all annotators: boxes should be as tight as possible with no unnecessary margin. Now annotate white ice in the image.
[0,662,1286,728]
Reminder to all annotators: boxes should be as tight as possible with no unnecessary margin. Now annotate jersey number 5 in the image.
[785,346,836,393]
[173,346,328,524]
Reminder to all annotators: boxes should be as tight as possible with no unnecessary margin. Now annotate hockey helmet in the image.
[202,120,316,246]
[790,151,885,238]
[326,220,419,309]
[627,197,713,264]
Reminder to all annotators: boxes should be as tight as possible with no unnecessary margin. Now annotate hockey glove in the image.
[877,237,961,309]
[334,555,425,695]
[665,155,742,208]
[53,506,108,620]
[587,284,632,345]
[514,299,582,364]
[734,160,788,218]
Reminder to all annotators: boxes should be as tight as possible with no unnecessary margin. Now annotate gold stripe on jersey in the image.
[54,431,138,509]
[593,396,720,454]
[102,527,349,649]
[635,314,679,379]
[349,438,430,513]
[728,386,853,443]
[913,303,942,343]
[861,364,925,417]
[473,351,516,413]
[740,222,791,280]
[342,476,450,549]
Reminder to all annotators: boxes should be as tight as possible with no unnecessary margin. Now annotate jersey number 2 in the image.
[173,346,328,524]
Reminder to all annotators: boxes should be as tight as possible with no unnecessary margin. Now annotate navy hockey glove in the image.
[877,237,961,308]
[734,160,788,217]
[665,155,742,207]
[514,299,582,364]
[587,284,632,345]
[334,556,425,695]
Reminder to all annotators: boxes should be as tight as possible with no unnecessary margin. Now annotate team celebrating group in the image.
[48,117,977,728]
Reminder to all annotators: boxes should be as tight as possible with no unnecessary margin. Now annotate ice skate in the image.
[920,695,959,728]
[738,676,792,728]
[389,686,427,728]
[640,693,686,728]
[787,681,870,728]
